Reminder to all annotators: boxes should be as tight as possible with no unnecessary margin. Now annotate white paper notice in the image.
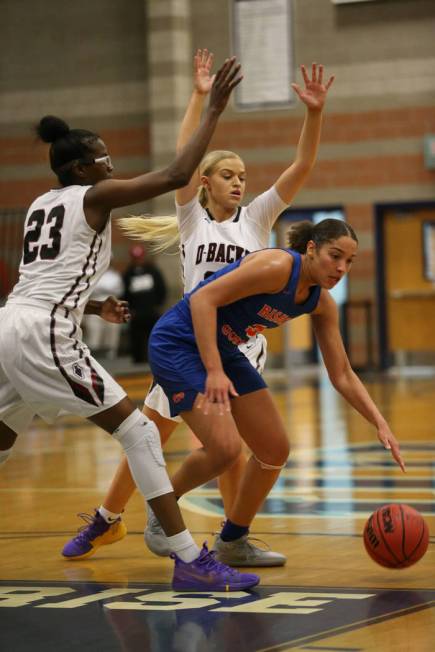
[233,0,294,109]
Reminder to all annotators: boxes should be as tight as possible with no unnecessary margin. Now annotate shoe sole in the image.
[172,578,260,591]
[213,555,286,567]
[62,524,127,561]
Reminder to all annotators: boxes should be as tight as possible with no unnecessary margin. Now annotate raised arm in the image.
[311,291,405,472]
[176,49,218,206]
[84,57,242,230]
[274,63,334,205]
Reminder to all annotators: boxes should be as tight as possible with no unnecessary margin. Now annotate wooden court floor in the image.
[1,370,434,651]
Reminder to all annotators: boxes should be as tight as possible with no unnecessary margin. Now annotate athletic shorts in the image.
[144,333,268,422]
[147,308,267,417]
[0,299,126,434]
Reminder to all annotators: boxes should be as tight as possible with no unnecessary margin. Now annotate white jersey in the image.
[8,185,111,324]
[177,185,287,292]
[145,185,287,421]
[0,185,126,433]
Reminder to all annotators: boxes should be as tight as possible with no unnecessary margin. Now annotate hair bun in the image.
[36,115,70,144]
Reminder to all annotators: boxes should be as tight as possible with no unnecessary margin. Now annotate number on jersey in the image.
[23,205,65,264]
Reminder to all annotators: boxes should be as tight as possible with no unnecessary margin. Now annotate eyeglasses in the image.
[83,155,112,167]
[54,154,112,174]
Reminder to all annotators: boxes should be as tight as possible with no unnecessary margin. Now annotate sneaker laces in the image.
[213,531,272,551]
[198,546,241,577]
[171,544,241,576]
[239,535,272,552]
[71,511,108,543]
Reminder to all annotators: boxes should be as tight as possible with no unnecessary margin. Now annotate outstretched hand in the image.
[291,63,334,112]
[100,296,131,324]
[377,423,406,473]
[208,57,243,115]
[194,48,215,95]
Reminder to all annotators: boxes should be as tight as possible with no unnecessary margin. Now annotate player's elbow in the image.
[293,159,314,178]
[166,166,191,190]
[328,363,353,391]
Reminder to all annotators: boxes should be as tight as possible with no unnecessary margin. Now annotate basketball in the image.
[363,504,429,569]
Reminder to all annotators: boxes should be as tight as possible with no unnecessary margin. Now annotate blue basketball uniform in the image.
[148,249,321,416]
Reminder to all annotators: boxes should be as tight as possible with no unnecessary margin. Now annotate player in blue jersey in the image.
[63,52,335,566]
[144,217,405,563]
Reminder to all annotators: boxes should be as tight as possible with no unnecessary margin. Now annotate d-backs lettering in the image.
[195,243,250,265]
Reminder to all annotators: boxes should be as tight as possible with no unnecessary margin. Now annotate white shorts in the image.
[0,299,127,434]
[144,333,268,422]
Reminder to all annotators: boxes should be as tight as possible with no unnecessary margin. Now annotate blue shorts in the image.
[148,305,267,417]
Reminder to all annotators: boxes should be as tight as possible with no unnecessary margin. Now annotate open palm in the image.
[292,63,334,111]
[194,48,215,95]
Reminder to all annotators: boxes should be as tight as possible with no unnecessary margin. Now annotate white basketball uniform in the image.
[145,185,287,421]
[0,185,126,434]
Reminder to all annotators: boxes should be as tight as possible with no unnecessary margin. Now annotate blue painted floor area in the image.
[2,581,435,651]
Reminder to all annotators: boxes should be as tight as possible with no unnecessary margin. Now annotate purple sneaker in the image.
[62,510,127,560]
[172,542,260,591]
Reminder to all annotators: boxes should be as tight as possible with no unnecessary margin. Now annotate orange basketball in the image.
[363,504,429,569]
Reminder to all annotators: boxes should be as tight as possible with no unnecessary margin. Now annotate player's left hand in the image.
[291,63,335,112]
[100,296,131,323]
[377,422,406,472]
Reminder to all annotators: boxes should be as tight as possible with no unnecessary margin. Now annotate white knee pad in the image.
[0,448,12,466]
[252,454,286,471]
[112,409,173,500]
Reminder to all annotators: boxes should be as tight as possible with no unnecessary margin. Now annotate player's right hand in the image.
[207,57,242,115]
[194,48,215,95]
[377,423,406,473]
[197,369,239,415]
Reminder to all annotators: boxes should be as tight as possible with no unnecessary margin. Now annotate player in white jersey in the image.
[0,60,263,592]
[64,52,335,567]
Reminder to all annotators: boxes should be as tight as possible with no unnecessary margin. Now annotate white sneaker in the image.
[144,505,171,557]
[212,533,286,567]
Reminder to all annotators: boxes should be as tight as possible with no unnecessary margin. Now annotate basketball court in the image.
[1,370,434,651]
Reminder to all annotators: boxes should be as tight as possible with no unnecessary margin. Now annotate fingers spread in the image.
[300,64,309,85]
[317,64,324,85]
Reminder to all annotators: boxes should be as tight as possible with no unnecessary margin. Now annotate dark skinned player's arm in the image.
[84,58,242,232]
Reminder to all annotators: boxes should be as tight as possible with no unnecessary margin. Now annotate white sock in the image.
[167,530,200,563]
[98,506,121,523]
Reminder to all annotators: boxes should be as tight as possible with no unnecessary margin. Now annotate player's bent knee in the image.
[111,409,173,500]
[252,454,287,471]
[213,439,242,471]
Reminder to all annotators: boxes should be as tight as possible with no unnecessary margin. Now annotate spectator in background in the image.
[83,262,124,359]
[123,244,167,363]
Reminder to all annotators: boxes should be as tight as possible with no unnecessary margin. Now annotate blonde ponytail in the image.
[117,215,180,254]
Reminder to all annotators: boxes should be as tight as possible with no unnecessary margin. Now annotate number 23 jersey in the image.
[8,185,111,322]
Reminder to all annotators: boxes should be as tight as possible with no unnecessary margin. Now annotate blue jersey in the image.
[148,249,321,416]
[180,248,320,351]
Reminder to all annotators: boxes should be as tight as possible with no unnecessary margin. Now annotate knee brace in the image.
[0,448,12,467]
[252,454,287,471]
[112,409,173,500]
